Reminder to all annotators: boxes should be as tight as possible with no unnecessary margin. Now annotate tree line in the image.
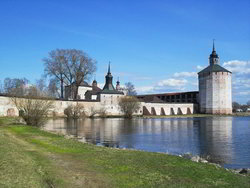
[0,49,137,99]
[232,101,250,112]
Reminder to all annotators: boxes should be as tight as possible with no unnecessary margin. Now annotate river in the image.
[44,116,250,169]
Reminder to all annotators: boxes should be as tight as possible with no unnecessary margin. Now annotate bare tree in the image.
[43,49,97,99]
[36,77,48,96]
[48,78,60,98]
[64,103,86,119]
[4,77,29,96]
[125,82,137,96]
[0,80,3,93]
[66,49,97,99]
[118,96,141,118]
[43,49,68,98]
[11,86,54,127]
[232,101,241,112]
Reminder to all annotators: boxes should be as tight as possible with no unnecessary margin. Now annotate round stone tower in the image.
[198,42,232,114]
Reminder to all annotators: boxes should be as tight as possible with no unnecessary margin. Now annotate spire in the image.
[209,39,219,65]
[212,39,215,52]
[108,61,111,74]
[103,62,116,91]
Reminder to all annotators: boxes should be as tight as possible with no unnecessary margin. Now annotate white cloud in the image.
[196,65,204,70]
[136,78,190,94]
[136,86,155,93]
[237,91,250,96]
[173,72,197,77]
[223,60,250,75]
[157,78,188,87]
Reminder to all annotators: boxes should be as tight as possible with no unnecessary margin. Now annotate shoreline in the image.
[49,112,250,120]
[0,117,250,187]
[65,133,250,173]
[142,112,250,119]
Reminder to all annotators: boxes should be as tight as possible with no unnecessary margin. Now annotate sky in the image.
[0,0,249,103]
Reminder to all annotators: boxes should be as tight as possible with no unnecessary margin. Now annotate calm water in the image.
[44,117,250,169]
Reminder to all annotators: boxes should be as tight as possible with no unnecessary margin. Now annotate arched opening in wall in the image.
[7,108,15,117]
[160,108,166,115]
[177,108,183,115]
[151,107,157,116]
[170,108,175,115]
[187,107,191,115]
[143,106,151,115]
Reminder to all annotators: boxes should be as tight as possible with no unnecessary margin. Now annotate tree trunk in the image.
[60,78,64,99]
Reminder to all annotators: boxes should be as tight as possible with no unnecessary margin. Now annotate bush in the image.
[118,96,140,118]
[64,104,85,119]
[89,107,107,118]
[11,97,54,127]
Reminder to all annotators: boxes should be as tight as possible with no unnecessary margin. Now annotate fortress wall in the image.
[142,103,195,116]
[0,96,99,117]
[0,96,195,117]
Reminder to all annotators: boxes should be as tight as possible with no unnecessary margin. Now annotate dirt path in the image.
[3,129,110,188]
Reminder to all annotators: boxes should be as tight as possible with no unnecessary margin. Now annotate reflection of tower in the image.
[198,41,232,114]
[197,117,233,165]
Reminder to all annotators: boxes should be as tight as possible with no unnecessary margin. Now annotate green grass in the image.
[0,117,250,187]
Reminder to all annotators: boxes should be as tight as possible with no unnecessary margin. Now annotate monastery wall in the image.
[0,96,195,117]
[142,103,196,115]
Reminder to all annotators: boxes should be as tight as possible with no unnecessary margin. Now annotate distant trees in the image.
[0,80,3,93]
[118,96,140,118]
[43,49,97,99]
[125,82,137,96]
[4,77,29,96]
[247,100,250,106]
[232,101,250,112]
[232,102,241,112]
[47,78,60,98]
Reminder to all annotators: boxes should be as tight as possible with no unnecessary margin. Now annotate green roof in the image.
[198,64,231,74]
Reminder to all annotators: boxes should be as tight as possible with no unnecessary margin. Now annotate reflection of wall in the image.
[44,117,234,166]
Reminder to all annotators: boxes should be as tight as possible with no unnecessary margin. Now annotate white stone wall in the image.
[199,72,232,114]
[0,95,195,117]
[100,94,126,115]
[143,103,195,115]
[0,96,19,116]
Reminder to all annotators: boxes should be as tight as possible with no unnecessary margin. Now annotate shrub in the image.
[89,107,107,118]
[11,97,54,127]
[118,96,141,118]
[64,104,85,119]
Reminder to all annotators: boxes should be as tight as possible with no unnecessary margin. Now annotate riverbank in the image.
[0,117,250,187]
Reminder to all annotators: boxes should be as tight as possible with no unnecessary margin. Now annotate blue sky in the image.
[0,0,249,103]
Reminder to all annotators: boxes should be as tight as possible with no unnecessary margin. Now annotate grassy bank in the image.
[0,117,250,187]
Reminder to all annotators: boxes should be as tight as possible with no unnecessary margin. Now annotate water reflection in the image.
[44,116,250,169]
